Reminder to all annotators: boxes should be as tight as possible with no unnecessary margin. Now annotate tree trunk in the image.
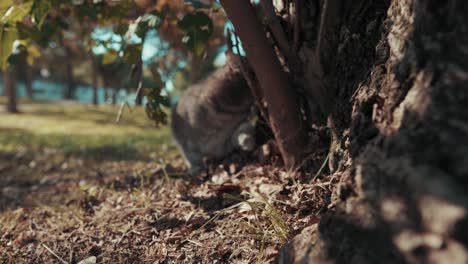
[0,71,4,96]
[64,46,75,100]
[135,91,143,105]
[134,59,143,106]
[104,88,110,104]
[91,54,98,105]
[15,53,34,100]
[25,63,33,100]
[4,66,18,113]
[100,72,118,105]
[111,89,117,105]
[219,0,307,168]
[279,0,468,263]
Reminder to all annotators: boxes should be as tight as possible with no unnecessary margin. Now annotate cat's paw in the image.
[187,165,204,176]
[237,132,255,151]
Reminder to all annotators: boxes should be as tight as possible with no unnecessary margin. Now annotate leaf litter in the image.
[0,137,335,263]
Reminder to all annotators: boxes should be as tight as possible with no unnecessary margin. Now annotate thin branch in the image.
[42,243,68,264]
[116,99,132,123]
[312,151,330,181]
[259,0,301,74]
[133,59,144,105]
[316,0,329,59]
[229,30,271,126]
[260,0,291,57]
[220,0,307,167]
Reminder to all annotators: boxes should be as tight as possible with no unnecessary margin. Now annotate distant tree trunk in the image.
[134,59,143,106]
[135,91,143,106]
[24,62,33,100]
[102,77,115,105]
[220,0,307,167]
[91,55,98,105]
[111,89,117,105]
[16,52,33,99]
[64,46,75,100]
[4,66,18,113]
[0,71,4,96]
[104,88,109,103]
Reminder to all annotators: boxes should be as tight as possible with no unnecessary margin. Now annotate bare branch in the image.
[220,0,307,167]
[229,30,271,126]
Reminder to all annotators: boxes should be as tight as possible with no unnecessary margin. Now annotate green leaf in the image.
[16,21,39,40]
[7,52,22,65]
[184,0,211,9]
[0,23,18,69]
[149,66,164,87]
[123,44,142,64]
[1,0,34,23]
[54,17,69,30]
[144,66,169,125]
[76,3,99,21]
[135,10,164,38]
[177,11,213,55]
[0,0,14,17]
[101,1,136,20]
[102,49,119,65]
[193,39,206,56]
[26,44,41,65]
[31,0,52,27]
[19,20,62,49]
[145,85,169,126]
[141,11,164,28]
[35,21,57,48]
[177,11,213,34]
[114,23,129,36]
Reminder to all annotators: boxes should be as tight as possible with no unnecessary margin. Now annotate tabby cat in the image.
[171,53,255,175]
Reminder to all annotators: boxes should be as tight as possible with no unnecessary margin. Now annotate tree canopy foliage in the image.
[0,0,225,125]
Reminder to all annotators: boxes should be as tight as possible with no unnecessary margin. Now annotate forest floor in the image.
[0,100,333,263]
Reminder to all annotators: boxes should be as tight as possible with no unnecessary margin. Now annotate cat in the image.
[171,53,255,175]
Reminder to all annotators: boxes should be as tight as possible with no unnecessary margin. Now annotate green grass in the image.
[0,99,177,161]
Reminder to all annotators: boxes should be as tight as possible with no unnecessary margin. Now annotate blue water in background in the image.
[0,76,139,105]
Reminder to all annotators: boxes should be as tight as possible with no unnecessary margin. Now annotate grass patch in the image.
[0,99,176,161]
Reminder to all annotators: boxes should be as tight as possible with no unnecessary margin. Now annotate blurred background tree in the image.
[0,0,227,125]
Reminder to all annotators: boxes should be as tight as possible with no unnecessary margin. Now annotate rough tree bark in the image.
[279,0,468,263]
[220,0,307,167]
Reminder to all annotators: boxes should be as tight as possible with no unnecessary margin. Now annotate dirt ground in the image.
[0,107,333,263]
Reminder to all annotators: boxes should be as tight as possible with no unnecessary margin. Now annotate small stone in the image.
[259,144,271,164]
[77,256,97,264]
[229,163,237,174]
